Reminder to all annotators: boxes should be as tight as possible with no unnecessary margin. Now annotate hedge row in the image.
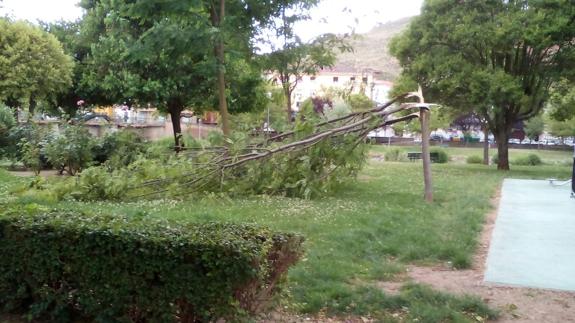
[0,209,304,322]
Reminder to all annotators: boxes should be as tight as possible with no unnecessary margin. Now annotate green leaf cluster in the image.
[0,19,74,111]
[0,104,15,156]
[390,0,575,169]
[0,207,304,322]
[44,125,95,175]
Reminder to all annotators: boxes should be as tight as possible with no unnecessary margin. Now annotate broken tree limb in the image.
[127,90,435,201]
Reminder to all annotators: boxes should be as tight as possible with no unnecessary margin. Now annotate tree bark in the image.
[5,97,20,121]
[483,125,490,165]
[284,85,292,123]
[420,107,433,203]
[29,95,36,119]
[495,129,510,170]
[168,102,184,153]
[212,0,231,137]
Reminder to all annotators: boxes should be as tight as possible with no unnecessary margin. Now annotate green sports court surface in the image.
[484,179,575,291]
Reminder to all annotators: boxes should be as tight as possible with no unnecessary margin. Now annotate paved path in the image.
[485,179,575,291]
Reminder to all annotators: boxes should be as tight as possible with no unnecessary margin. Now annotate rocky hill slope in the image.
[336,17,413,81]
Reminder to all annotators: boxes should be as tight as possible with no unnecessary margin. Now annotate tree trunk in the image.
[212,0,231,137]
[285,86,292,123]
[168,102,184,153]
[495,129,510,170]
[29,95,36,119]
[483,125,489,165]
[420,107,433,203]
[5,97,20,121]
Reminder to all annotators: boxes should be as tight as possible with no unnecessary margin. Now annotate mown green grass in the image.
[2,156,572,321]
[370,144,574,165]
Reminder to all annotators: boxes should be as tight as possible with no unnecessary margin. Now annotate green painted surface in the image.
[485,179,575,291]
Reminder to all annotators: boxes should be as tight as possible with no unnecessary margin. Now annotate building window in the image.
[362,77,368,84]
[333,76,339,83]
[350,77,356,81]
[296,102,302,107]
[310,76,316,81]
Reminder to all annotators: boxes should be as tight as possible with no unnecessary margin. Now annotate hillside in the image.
[336,17,413,81]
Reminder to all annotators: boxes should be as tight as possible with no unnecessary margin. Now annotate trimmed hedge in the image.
[429,148,449,164]
[0,208,304,322]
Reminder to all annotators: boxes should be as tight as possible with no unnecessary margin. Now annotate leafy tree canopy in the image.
[79,0,290,147]
[42,20,91,118]
[390,0,575,169]
[547,78,575,121]
[0,19,74,114]
[261,0,352,122]
[524,115,545,140]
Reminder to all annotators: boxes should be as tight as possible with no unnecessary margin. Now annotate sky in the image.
[0,0,422,40]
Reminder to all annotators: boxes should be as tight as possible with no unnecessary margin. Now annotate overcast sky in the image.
[0,0,422,40]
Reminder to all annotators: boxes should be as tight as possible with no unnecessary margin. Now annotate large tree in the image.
[0,19,74,117]
[80,0,285,147]
[262,0,353,122]
[391,0,575,170]
[42,20,94,118]
[80,0,213,151]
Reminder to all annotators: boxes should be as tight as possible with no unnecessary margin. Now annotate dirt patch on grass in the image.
[393,188,575,322]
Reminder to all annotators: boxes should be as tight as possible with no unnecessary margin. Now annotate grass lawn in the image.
[1,151,573,322]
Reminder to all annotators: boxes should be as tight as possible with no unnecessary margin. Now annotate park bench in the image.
[407,152,440,163]
[407,152,422,161]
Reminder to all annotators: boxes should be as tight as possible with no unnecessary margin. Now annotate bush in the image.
[0,104,16,158]
[513,153,542,166]
[384,148,408,162]
[466,155,483,164]
[491,153,499,165]
[0,209,304,322]
[45,125,95,175]
[14,123,53,173]
[430,148,449,163]
[92,130,147,169]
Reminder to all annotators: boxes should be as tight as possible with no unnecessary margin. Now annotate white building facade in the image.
[271,67,394,112]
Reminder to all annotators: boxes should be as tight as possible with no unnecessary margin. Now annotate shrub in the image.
[2,123,50,165]
[20,140,43,175]
[0,209,304,322]
[466,155,483,164]
[0,104,16,157]
[45,125,95,175]
[384,148,408,162]
[430,148,449,163]
[15,123,52,174]
[491,153,499,165]
[513,153,542,166]
[92,130,147,169]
